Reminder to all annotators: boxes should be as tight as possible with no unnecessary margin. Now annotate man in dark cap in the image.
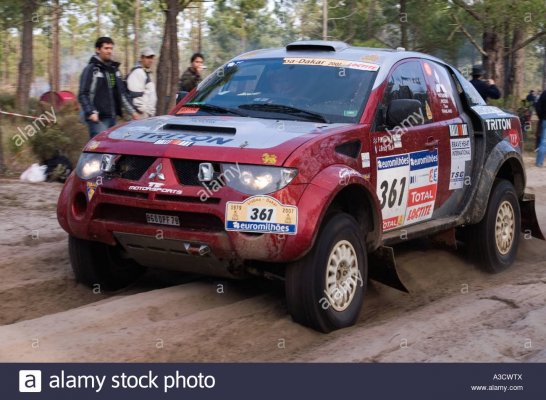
[470,65,501,103]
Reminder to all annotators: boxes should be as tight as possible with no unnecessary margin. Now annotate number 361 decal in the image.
[225,195,298,234]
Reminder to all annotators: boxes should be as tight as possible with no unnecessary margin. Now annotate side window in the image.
[423,61,459,120]
[376,60,433,130]
[453,69,487,107]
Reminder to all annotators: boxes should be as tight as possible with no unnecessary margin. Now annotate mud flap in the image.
[368,246,409,293]
[520,193,545,240]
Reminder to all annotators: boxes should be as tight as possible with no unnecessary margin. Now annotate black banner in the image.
[3,363,544,399]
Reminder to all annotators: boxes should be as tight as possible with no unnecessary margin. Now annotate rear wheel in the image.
[285,213,367,332]
[463,179,521,273]
[69,236,146,290]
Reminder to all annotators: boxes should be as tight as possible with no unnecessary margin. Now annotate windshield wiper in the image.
[185,103,248,117]
[238,103,329,123]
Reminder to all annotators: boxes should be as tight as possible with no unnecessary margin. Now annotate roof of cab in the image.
[234,40,445,65]
[232,40,449,89]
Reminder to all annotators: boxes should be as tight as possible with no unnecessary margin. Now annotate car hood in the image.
[93,115,351,165]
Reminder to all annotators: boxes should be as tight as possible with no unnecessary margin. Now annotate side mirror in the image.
[386,99,422,128]
[176,91,189,104]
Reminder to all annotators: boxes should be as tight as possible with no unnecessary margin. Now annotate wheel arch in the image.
[323,183,382,252]
[464,141,525,224]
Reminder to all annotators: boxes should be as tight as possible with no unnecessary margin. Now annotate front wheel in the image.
[463,179,521,273]
[285,213,367,332]
[69,236,146,290]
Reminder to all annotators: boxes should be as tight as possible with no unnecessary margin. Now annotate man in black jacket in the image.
[179,53,204,92]
[78,37,139,138]
[469,65,501,103]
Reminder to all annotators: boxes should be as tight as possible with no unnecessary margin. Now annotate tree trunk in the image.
[400,0,408,49]
[197,1,202,53]
[156,5,173,115]
[502,22,510,98]
[506,28,525,108]
[96,0,101,38]
[16,0,37,112]
[482,30,504,94]
[51,0,61,93]
[542,37,546,90]
[365,0,376,40]
[168,0,180,112]
[2,34,9,86]
[133,0,140,64]
[0,123,5,174]
[124,22,129,75]
[322,0,327,40]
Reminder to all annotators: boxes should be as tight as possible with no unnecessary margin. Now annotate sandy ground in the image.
[0,156,545,362]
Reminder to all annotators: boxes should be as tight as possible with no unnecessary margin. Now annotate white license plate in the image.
[146,213,180,226]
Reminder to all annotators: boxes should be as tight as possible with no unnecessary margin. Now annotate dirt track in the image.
[0,156,545,362]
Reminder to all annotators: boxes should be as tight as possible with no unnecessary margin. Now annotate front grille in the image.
[116,155,156,181]
[172,159,221,186]
[94,204,224,232]
[101,187,148,199]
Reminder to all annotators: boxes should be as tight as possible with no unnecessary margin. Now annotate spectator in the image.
[527,90,537,105]
[127,47,157,118]
[535,90,546,167]
[469,65,501,103]
[78,37,139,138]
[179,53,204,92]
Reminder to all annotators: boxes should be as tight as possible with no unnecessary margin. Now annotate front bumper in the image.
[57,172,327,276]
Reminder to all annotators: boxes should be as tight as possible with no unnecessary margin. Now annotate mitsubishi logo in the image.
[148,163,165,181]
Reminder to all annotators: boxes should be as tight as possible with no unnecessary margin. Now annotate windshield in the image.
[181,58,377,123]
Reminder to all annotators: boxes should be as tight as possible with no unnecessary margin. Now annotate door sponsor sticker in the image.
[449,137,472,190]
[405,150,438,224]
[449,124,468,137]
[377,150,438,231]
[225,196,298,234]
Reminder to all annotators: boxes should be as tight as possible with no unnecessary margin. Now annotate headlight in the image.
[220,164,297,195]
[75,153,104,180]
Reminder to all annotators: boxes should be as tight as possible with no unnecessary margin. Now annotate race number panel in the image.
[377,150,439,232]
[225,196,298,235]
[377,154,411,231]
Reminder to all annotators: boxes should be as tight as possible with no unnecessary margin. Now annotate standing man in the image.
[469,65,501,103]
[535,90,546,167]
[179,53,204,92]
[127,47,157,118]
[78,37,139,138]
